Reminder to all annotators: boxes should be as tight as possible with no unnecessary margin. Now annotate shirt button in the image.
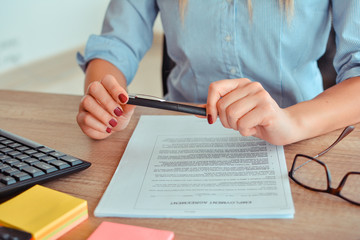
[230,67,237,74]
[225,35,232,42]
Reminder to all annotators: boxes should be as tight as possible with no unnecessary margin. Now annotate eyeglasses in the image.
[289,126,360,206]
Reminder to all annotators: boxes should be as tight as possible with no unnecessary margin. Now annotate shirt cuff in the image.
[76,34,139,85]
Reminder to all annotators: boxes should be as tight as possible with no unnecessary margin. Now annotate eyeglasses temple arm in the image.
[314,126,354,158]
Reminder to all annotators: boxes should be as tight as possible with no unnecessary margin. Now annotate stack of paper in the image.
[0,185,88,240]
[95,116,294,219]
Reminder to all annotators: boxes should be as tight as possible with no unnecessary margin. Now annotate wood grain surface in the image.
[0,90,359,240]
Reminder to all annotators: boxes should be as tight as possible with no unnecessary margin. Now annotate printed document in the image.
[95,115,294,218]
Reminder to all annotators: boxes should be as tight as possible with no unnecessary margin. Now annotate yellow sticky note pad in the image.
[0,185,88,240]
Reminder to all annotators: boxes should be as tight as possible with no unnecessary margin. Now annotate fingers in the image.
[206,78,251,125]
[79,94,118,130]
[207,78,278,136]
[77,74,136,139]
[99,74,137,122]
[100,75,128,105]
[77,111,112,140]
[88,75,125,117]
[219,81,267,129]
[236,106,268,137]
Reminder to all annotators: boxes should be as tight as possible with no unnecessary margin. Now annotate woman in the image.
[76,0,360,145]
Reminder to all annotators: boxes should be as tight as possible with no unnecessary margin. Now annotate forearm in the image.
[286,76,360,142]
[84,59,127,93]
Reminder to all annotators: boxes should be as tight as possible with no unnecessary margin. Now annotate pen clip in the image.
[128,93,166,102]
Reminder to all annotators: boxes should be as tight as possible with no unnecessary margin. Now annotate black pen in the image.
[127,94,206,116]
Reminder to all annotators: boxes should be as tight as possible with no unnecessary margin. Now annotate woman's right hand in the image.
[77,74,136,140]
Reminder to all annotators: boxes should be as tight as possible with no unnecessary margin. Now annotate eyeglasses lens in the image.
[340,174,360,204]
[293,156,328,191]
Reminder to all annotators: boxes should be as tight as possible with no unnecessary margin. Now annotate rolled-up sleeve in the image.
[332,0,360,83]
[77,0,158,84]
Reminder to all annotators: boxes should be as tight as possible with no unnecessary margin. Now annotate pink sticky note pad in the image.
[87,221,174,240]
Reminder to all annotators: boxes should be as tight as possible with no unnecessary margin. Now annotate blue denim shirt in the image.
[77,0,360,107]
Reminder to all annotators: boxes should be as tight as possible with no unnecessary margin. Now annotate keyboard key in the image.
[33,162,57,174]
[1,140,13,145]
[0,155,10,162]
[4,158,20,167]
[39,147,54,154]
[41,156,56,164]
[50,151,66,158]
[0,174,16,185]
[13,172,31,181]
[0,163,10,172]
[0,147,12,154]
[24,149,38,155]
[60,156,82,166]
[17,146,30,152]
[33,152,46,159]
[7,151,22,158]
[4,159,20,166]
[15,154,30,161]
[3,167,20,176]
[22,166,44,177]
[14,162,29,170]
[51,160,70,170]
[24,158,40,165]
[8,143,22,148]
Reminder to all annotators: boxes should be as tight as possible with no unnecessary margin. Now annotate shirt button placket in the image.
[223,0,240,78]
[225,35,232,42]
[221,0,240,78]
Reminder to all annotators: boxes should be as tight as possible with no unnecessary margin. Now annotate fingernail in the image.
[207,114,213,124]
[114,107,123,116]
[106,127,112,133]
[118,93,127,103]
[109,119,117,127]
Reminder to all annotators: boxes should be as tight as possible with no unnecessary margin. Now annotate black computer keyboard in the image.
[0,128,91,197]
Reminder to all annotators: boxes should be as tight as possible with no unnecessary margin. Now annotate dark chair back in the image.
[161,36,176,96]
[318,27,337,90]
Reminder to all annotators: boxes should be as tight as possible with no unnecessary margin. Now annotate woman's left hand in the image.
[206,78,297,145]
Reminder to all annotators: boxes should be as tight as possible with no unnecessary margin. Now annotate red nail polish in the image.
[118,93,127,103]
[114,107,123,116]
[109,119,117,127]
[207,114,213,124]
[106,127,112,133]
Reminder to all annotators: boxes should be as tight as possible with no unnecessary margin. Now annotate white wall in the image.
[0,0,110,73]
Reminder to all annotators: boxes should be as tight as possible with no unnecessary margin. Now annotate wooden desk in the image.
[0,90,359,240]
